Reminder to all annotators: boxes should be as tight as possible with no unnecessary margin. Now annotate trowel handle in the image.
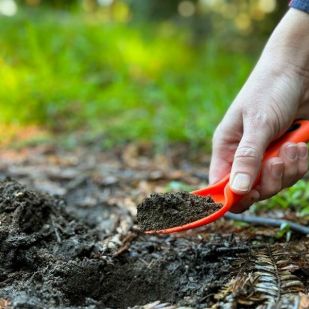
[228,119,309,204]
[263,120,309,161]
[251,119,309,188]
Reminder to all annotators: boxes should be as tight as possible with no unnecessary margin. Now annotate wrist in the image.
[263,8,309,80]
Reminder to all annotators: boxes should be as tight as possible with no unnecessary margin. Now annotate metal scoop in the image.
[146,120,309,234]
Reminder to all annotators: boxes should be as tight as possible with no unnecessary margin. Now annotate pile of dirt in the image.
[0,179,105,307]
[0,179,239,308]
[137,191,222,231]
[0,179,307,309]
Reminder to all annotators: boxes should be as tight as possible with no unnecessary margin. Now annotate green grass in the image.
[255,180,309,219]
[0,8,254,147]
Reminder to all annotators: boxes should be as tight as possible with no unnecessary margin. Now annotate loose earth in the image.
[0,177,307,308]
[137,191,223,231]
[0,179,235,308]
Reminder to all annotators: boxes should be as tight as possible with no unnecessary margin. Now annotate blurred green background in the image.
[0,0,288,147]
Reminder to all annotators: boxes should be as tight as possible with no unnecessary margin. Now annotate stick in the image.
[225,213,309,235]
[51,216,62,243]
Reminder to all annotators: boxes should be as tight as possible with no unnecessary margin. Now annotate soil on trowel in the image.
[137,191,222,231]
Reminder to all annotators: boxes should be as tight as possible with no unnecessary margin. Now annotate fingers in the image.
[259,142,308,198]
[280,143,298,187]
[259,157,284,199]
[229,117,272,194]
[297,143,309,175]
[230,142,308,212]
[280,142,308,187]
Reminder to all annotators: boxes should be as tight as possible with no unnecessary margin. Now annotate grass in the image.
[256,180,309,219]
[0,8,254,147]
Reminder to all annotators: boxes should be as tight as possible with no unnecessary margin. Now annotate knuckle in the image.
[244,110,268,124]
[244,110,278,137]
[243,110,266,126]
[234,145,261,161]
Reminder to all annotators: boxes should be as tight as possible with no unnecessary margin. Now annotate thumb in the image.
[230,123,273,194]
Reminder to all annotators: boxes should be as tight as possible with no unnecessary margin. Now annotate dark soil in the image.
[0,179,239,308]
[0,144,307,309]
[137,191,222,231]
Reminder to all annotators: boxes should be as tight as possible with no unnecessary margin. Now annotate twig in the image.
[51,216,62,243]
[112,232,138,257]
[225,213,309,235]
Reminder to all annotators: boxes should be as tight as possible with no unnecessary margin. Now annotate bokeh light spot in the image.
[0,0,17,16]
[199,0,224,7]
[178,1,195,17]
[258,0,276,13]
[98,0,113,6]
[235,13,251,32]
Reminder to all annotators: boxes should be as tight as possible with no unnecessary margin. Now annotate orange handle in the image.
[229,119,309,204]
[262,120,309,160]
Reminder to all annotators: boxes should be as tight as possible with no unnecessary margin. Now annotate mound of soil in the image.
[0,178,307,309]
[0,179,104,307]
[0,179,237,308]
[137,191,222,231]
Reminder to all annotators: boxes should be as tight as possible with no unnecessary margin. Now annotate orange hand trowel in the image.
[146,119,309,234]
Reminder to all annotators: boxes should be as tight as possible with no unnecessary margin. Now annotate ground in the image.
[0,142,308,309]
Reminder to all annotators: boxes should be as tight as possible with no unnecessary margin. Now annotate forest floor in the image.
[0,142,308,309]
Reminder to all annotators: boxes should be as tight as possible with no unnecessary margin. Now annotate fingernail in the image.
[299,146,308,159]
[271,162,283,178]
[231,173,251,192]
[286,144,297,160]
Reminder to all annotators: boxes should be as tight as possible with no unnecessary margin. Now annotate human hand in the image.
[209,8,309,213]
